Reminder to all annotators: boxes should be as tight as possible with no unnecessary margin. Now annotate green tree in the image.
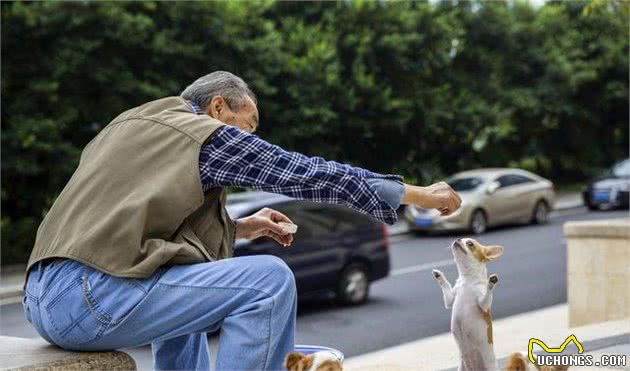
[2,0,627,265]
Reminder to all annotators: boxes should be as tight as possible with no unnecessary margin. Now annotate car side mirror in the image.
[486,181,500,195]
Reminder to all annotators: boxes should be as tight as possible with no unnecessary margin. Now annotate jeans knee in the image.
[257,255,296,298]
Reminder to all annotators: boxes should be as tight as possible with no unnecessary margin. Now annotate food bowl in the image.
[294,344,344,362]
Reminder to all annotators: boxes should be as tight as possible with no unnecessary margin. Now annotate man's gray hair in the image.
[180,71,257,111]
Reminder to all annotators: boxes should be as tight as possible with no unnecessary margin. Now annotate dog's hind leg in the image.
[477,273,498,311]
[432,269,456,309]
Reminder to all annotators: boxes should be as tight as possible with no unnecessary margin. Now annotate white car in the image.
[405,168,555,234]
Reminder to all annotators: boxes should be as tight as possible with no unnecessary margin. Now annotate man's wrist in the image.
[401,184,428,207]
[233,216,251,240]
[232,218,239,243]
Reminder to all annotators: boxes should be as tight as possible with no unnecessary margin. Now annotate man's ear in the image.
[484,245,504,261]
[207,96,226,118]
[284,352,305,370]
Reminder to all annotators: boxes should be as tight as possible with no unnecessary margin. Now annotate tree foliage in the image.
[2,0,628,264]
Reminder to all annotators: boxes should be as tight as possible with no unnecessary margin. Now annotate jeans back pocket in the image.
[80,266,156,326]
[44,275,106,348]
[42,260,159,349]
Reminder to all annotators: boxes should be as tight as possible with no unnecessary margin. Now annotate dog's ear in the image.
[302,355,314,370]
[284,352,305,371]
[504,352,528,371]
[484,245,504,261]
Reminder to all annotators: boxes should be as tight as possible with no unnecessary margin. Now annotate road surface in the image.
[1,208,626,370]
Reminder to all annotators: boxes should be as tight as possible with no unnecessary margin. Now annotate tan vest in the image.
[25,96,236,286]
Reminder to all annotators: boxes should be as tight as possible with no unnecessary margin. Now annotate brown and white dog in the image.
[284,351,343,371]
[432,238,504,371]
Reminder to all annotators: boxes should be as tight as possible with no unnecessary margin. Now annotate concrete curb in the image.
[343,304,629,371]
[0,198,585,304]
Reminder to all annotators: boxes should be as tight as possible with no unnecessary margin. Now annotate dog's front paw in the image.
[432,269,444,281]
[489,273,499,285]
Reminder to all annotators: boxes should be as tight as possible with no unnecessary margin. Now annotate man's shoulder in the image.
[107,96,226,143]
[110,96,189,124]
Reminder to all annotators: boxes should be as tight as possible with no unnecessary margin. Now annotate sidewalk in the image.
[554,191,584,211]
[0,192,584,304]
[344,304,629,371]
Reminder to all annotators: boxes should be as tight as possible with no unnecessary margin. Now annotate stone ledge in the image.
[564,218,630,239]
[0,336,136,371]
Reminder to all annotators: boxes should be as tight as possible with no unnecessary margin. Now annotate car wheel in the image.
[336,263,370,305]
[532,201,549,224]
[469,209,487,234]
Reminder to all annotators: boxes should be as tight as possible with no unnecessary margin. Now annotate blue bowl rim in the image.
[294,344,344,362]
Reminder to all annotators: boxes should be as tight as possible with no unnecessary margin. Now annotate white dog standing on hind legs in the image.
[432,237,504,371]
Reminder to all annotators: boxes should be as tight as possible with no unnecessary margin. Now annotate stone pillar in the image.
[564,218,630,327]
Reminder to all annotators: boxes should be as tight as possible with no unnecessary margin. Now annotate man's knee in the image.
[261,255,293,278]
[254,255,296,296]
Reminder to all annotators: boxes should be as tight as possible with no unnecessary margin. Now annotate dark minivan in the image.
[583,159,630,210]
[226,191,391,305]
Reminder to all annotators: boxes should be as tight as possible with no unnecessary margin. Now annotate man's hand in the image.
[401,182,462,216]
[234,207,295,247]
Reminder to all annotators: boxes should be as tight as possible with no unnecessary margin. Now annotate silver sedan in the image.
[405,168,555,234]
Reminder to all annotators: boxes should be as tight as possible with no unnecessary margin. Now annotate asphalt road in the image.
[1,208,626,370]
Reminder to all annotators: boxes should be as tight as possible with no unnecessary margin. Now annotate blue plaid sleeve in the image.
[199,125,404,225]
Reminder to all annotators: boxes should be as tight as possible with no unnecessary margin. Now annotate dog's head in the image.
[284,351,342,371]
[451,238,503,272]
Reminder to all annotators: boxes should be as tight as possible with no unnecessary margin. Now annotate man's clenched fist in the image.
[402,182,462,216]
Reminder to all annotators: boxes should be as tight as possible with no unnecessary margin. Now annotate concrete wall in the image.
[564,218,630,327]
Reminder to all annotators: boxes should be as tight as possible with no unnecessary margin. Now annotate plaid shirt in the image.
[186,100,404,225]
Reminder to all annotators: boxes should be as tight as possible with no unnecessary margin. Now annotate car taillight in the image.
[382,223,390,249]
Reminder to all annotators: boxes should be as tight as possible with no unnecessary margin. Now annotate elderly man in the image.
[22,71,461,370]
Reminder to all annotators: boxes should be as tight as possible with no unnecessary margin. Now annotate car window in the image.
[496,175,513,188]
[273,202,336,239]
[447,177,484,192]
[496,174,534,188]
[510,174,535,185]
[308,204,375,232]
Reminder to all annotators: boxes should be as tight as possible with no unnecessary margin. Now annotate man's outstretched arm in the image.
[200,125,461,225]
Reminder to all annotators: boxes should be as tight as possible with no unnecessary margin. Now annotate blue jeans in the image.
[22,256,297,370]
